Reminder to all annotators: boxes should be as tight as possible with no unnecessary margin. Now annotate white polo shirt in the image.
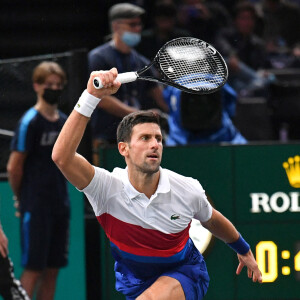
[81,166,212,266]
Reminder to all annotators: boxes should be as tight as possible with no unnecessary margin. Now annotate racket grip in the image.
[93,72,138,89]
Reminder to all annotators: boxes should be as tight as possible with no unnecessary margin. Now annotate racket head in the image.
[153,37,228,94]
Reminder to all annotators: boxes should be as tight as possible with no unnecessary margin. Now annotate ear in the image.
[33,82,43,94]
[111,21,119,33]
[118,142,129,157]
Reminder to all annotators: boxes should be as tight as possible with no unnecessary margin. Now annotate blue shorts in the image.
[115,241,210,300]
[20,211,69,271]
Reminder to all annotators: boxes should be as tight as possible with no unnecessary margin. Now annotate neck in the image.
[113,34,131,54]
[35,98,58,121]
[128,169,160,199]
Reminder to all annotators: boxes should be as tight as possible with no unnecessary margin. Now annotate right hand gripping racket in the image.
[93,37,228,95]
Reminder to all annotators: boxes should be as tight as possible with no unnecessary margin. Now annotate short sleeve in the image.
[11,115,36,153]
[79,166,120,216]
[193,182,213,223]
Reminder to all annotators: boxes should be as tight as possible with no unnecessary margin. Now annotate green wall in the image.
[0,183,86,300]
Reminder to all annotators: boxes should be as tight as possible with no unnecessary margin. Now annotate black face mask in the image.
[43,88,63,105]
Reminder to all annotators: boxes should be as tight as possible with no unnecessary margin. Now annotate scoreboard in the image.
[231,145,300,299]
[99,143,300,300]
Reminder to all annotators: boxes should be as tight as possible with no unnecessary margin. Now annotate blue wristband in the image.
[227,234,250,255]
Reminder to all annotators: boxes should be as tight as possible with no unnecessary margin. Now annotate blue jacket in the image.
[163,84,247,146]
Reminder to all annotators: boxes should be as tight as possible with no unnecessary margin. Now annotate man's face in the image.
[124,122,163,175]
[34,74,64,97]
[235,11,255,35]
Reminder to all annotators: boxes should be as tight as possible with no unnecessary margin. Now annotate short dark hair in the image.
[117,111,161,143]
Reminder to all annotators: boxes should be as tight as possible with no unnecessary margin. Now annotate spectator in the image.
[88,3,168,153]
[163,85,247,145]
[214,2,274,97]
[259,0,300,69]
[177,0,232,44]
[6,61,70,300]
[0,223,29,300]
[216,2,267,70]
[262,0,300,52]
[136,1,191,60]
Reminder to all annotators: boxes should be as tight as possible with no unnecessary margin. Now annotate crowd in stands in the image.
[0,0,299,147]
[137,0,299,97]
[88,0,300,146]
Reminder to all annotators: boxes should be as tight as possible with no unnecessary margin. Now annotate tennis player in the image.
[52,68,262,300]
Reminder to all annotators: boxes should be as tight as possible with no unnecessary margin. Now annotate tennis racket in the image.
[93,37,228,95]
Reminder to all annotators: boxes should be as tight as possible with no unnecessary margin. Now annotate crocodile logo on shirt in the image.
[170,214,180,220]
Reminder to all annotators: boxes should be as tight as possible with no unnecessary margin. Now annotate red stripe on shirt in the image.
[97,213,190,257]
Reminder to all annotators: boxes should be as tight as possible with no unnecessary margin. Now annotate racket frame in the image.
[93,37,228,95]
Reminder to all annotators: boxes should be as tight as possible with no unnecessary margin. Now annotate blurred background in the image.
[0,0,300,299]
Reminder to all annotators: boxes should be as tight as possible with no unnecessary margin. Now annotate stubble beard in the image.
[135,160,160,175]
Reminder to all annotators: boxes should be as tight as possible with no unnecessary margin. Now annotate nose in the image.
[150,137,159,149]
[51,84,63,90]
[133,24,142,33]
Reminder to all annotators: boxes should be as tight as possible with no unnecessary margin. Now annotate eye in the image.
[44,82,63,89]
[156,136,162,143]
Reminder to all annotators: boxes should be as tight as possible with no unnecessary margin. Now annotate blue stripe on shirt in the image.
[17,108,38,151]
[110,238,191,264]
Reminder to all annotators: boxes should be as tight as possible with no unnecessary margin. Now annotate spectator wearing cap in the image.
[88,3,168,162]
[136,2,191,60]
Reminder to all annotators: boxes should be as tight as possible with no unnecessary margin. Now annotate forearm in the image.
[6,154,24,198]
[52,110,94,189]
[53,68,121,189]
[99,95,137,117]
[201,209,239,243]
[203,209,261,282]
[7,173,22,198]
[53,110,89,165]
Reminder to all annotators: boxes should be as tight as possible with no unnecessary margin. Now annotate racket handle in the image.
[93,72,138,89]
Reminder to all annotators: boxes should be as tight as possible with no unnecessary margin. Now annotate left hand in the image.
[236,249,262,283]
[87,68,121,98]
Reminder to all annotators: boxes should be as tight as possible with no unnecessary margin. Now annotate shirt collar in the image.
[121,167,170,200]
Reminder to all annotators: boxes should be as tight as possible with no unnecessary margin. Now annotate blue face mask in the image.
[121,31,141,47]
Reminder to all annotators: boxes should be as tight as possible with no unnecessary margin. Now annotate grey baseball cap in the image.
[109,3,145,22]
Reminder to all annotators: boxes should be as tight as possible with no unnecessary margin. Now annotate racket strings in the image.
[159,39,227,92]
